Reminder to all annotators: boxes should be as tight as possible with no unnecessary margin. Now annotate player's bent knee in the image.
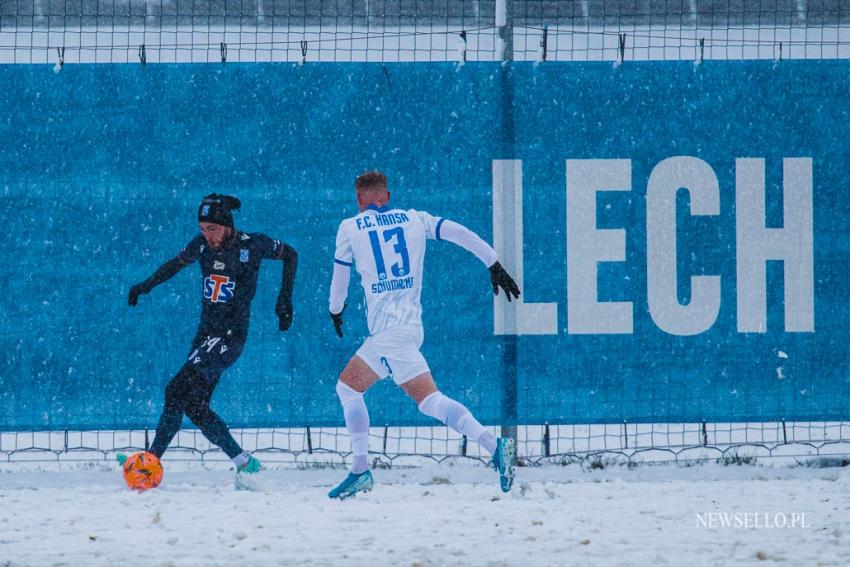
[183,403,205,421]
[184,395,212,424]
[400,372,437,404]
[418,391,467,431]
[418,391,446,419]
[185,407,214,428]
[336,380,364,406]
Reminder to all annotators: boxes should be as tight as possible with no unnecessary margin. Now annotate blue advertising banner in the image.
[1,61,848,430]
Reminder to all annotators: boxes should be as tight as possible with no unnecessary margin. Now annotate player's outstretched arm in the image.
[275,243,298,331]
[329,218,353,337]
[435,219,521,302]
[128,257,186,306]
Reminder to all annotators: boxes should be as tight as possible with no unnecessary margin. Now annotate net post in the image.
[540,24,548,62]
[459,31,468,63]
[543,423,550,457]
[497,0,518,454]
[306,424,313,454]
[618,33,626,63]
[144,428,150,452]
[496,0,513,61]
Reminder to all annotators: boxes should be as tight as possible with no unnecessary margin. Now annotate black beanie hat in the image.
[198,194,241,227]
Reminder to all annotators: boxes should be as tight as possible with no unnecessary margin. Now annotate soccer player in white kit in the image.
[327,171,522,499]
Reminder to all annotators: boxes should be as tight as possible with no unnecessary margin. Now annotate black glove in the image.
[128,283,149,306]
[275,300,293,332]
[489,262,521,302]
[330,304,346,337]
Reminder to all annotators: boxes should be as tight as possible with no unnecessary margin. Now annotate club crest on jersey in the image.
[240,249,249,263]
[201,205,210,217]
[204,274,236,303]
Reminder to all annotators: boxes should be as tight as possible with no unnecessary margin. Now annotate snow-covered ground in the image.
[2,461,848,566]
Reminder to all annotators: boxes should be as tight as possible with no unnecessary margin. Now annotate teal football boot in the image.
[237,454,263,474]
[491,437,516,493]
[328,470,374,500]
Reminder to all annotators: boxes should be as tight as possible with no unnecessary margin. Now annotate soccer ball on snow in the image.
[121,451,163,492]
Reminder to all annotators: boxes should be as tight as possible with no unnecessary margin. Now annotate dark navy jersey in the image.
[177,230,286,336]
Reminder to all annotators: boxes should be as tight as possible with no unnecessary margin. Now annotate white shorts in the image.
[355,324,430,385]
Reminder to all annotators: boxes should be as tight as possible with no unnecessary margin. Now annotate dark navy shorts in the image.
[181,330,245,382]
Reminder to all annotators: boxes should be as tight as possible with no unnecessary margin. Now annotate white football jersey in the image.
[334,205,443,335]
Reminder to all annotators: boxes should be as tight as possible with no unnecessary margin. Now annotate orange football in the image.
[122,451,164,492]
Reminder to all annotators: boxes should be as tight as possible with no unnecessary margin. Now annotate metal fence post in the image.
[497,0,518,451]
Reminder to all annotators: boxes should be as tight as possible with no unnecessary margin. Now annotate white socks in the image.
[418,391,497,455]
[336,381,370,474]
[231,452,249,468]
[336,382,496,470]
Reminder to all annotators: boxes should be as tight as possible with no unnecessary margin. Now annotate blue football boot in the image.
[491,437,516,493]
[328,470,374,500]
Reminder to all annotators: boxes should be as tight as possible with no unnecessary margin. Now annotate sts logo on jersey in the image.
[204,274,236,303]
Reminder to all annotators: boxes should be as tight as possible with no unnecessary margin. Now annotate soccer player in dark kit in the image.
[122,194,298,479]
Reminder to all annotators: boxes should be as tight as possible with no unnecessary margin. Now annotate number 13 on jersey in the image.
[368,227,410,281]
